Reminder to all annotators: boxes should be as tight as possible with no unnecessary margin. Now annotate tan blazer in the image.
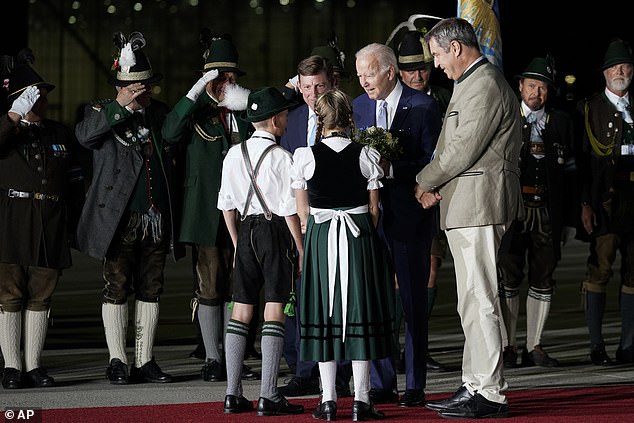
[416,60,523,230]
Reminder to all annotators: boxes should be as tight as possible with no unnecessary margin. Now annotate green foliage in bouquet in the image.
[355,126,403,160]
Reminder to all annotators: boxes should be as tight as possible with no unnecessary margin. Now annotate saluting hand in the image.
[116,83,147,108]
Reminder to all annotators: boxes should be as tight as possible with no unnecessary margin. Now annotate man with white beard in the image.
[577,37,634,365]
[162,33,252,382]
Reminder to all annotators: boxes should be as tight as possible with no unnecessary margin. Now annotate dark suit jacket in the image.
[280,104,309,154]
[353,84,442,241]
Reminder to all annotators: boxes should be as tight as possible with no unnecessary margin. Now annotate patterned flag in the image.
[457,0,503,71]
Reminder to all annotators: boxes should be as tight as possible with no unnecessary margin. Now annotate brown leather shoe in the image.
[523,345,560,367]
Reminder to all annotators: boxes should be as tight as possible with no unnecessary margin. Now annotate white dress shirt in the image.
[217,130,297,217]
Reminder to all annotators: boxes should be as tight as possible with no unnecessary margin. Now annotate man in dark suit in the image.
[353,42,442,407]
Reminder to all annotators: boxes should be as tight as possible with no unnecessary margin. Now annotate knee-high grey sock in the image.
[585,291,606,347]
[500,286,520,347]
[352,360,370,404]
[24,309,49,371]
[319,360,337,403]
[225,319,249,396]
[198,304,222,361]
[0,310,22,370]
[135,300,159,366]
[223,302,232,358]
[526,288,552,350]
[102,303,128,364]
[620,292,634,350]
[260,321,285,401]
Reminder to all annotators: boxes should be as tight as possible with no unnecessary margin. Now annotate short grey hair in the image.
[355,43,397,74]
[425,17,480,53]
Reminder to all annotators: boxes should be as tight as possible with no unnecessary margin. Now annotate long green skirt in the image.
[299,210,394,362]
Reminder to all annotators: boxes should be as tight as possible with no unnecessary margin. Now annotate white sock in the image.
[526,288,552,349]
[24,309,48,371]
[319,360,337,403]
[352,360,370,403]
[0,310,22,370]
[102,302,128,364]
[500,288,520,347]
[135,300,159,366]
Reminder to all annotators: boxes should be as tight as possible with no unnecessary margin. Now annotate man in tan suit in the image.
[415,18,522,419]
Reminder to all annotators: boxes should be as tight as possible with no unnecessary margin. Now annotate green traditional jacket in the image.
[162,94,250,247]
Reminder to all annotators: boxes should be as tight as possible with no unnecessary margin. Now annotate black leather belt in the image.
[4,189,60,202]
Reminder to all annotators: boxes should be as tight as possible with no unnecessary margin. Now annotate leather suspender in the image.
[240,139,278,221]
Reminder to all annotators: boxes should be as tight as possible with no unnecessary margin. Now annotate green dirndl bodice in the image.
[299,208,394,362]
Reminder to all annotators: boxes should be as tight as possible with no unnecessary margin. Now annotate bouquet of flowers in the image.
[355,126,403,161]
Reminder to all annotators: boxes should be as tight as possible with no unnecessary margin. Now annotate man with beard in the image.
[162,34,254,382]
[76,32,179,385]
[499,56,577,369]
[577,37,634,365]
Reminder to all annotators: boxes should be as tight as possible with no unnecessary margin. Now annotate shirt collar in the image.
[249,130,276,143]
[604,88,630,108]
[382,80,403,110]
[521,102,545,122]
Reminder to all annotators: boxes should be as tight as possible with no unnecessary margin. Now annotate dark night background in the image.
[1,1,631,125]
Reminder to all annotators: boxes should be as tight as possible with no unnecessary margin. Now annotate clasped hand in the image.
[415,184,442,209]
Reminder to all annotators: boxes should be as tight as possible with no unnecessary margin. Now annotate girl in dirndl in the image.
[291,89,394,421]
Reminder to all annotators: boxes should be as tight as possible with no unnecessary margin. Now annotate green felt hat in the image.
[397,30,432,71]
[202,38,245,76]
[243,87,297,123]
[516,57,555,86]
[600,38,633,71]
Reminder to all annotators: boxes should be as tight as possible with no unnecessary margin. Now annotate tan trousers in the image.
[446,224,509,404]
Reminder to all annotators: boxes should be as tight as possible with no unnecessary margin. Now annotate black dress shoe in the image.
[2,367,24,389]
[224,394,253,414]
[241,364,261,380]
[398,389,425,407]
[256,395,304,416]
[352,400,385,421]
[201,359,226,382]
[369,388,398,404]
[590,346,613,366]
[523,345,559,367]
[438,393,508,419]
[312,400,337,421]
[131,358,172,383]
[26,367,55,388]
[502,346,518,369]
[426,353,448,372]
[189,343,205,360]
[106,358,129,385]
[616,345,634,364]
[425,386,473,411]
[278,375,320,396]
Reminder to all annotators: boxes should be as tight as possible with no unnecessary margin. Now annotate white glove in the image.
[288,74,299,91]
[186,69,219,102]
[9,85,40,118]
[561,226,576,246]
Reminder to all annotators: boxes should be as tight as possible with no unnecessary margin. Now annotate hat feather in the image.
[128,32,146,51]
[16,48,35,66]
[0,55,14,78]
[112,32,127,50]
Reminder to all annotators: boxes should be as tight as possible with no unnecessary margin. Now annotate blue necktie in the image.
[308,113,317,146]
[377,100,388,129]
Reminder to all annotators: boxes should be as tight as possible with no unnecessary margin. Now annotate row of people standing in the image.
[1,15,632,421]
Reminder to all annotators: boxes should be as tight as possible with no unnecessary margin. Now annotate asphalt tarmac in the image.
[2,239,633,410]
